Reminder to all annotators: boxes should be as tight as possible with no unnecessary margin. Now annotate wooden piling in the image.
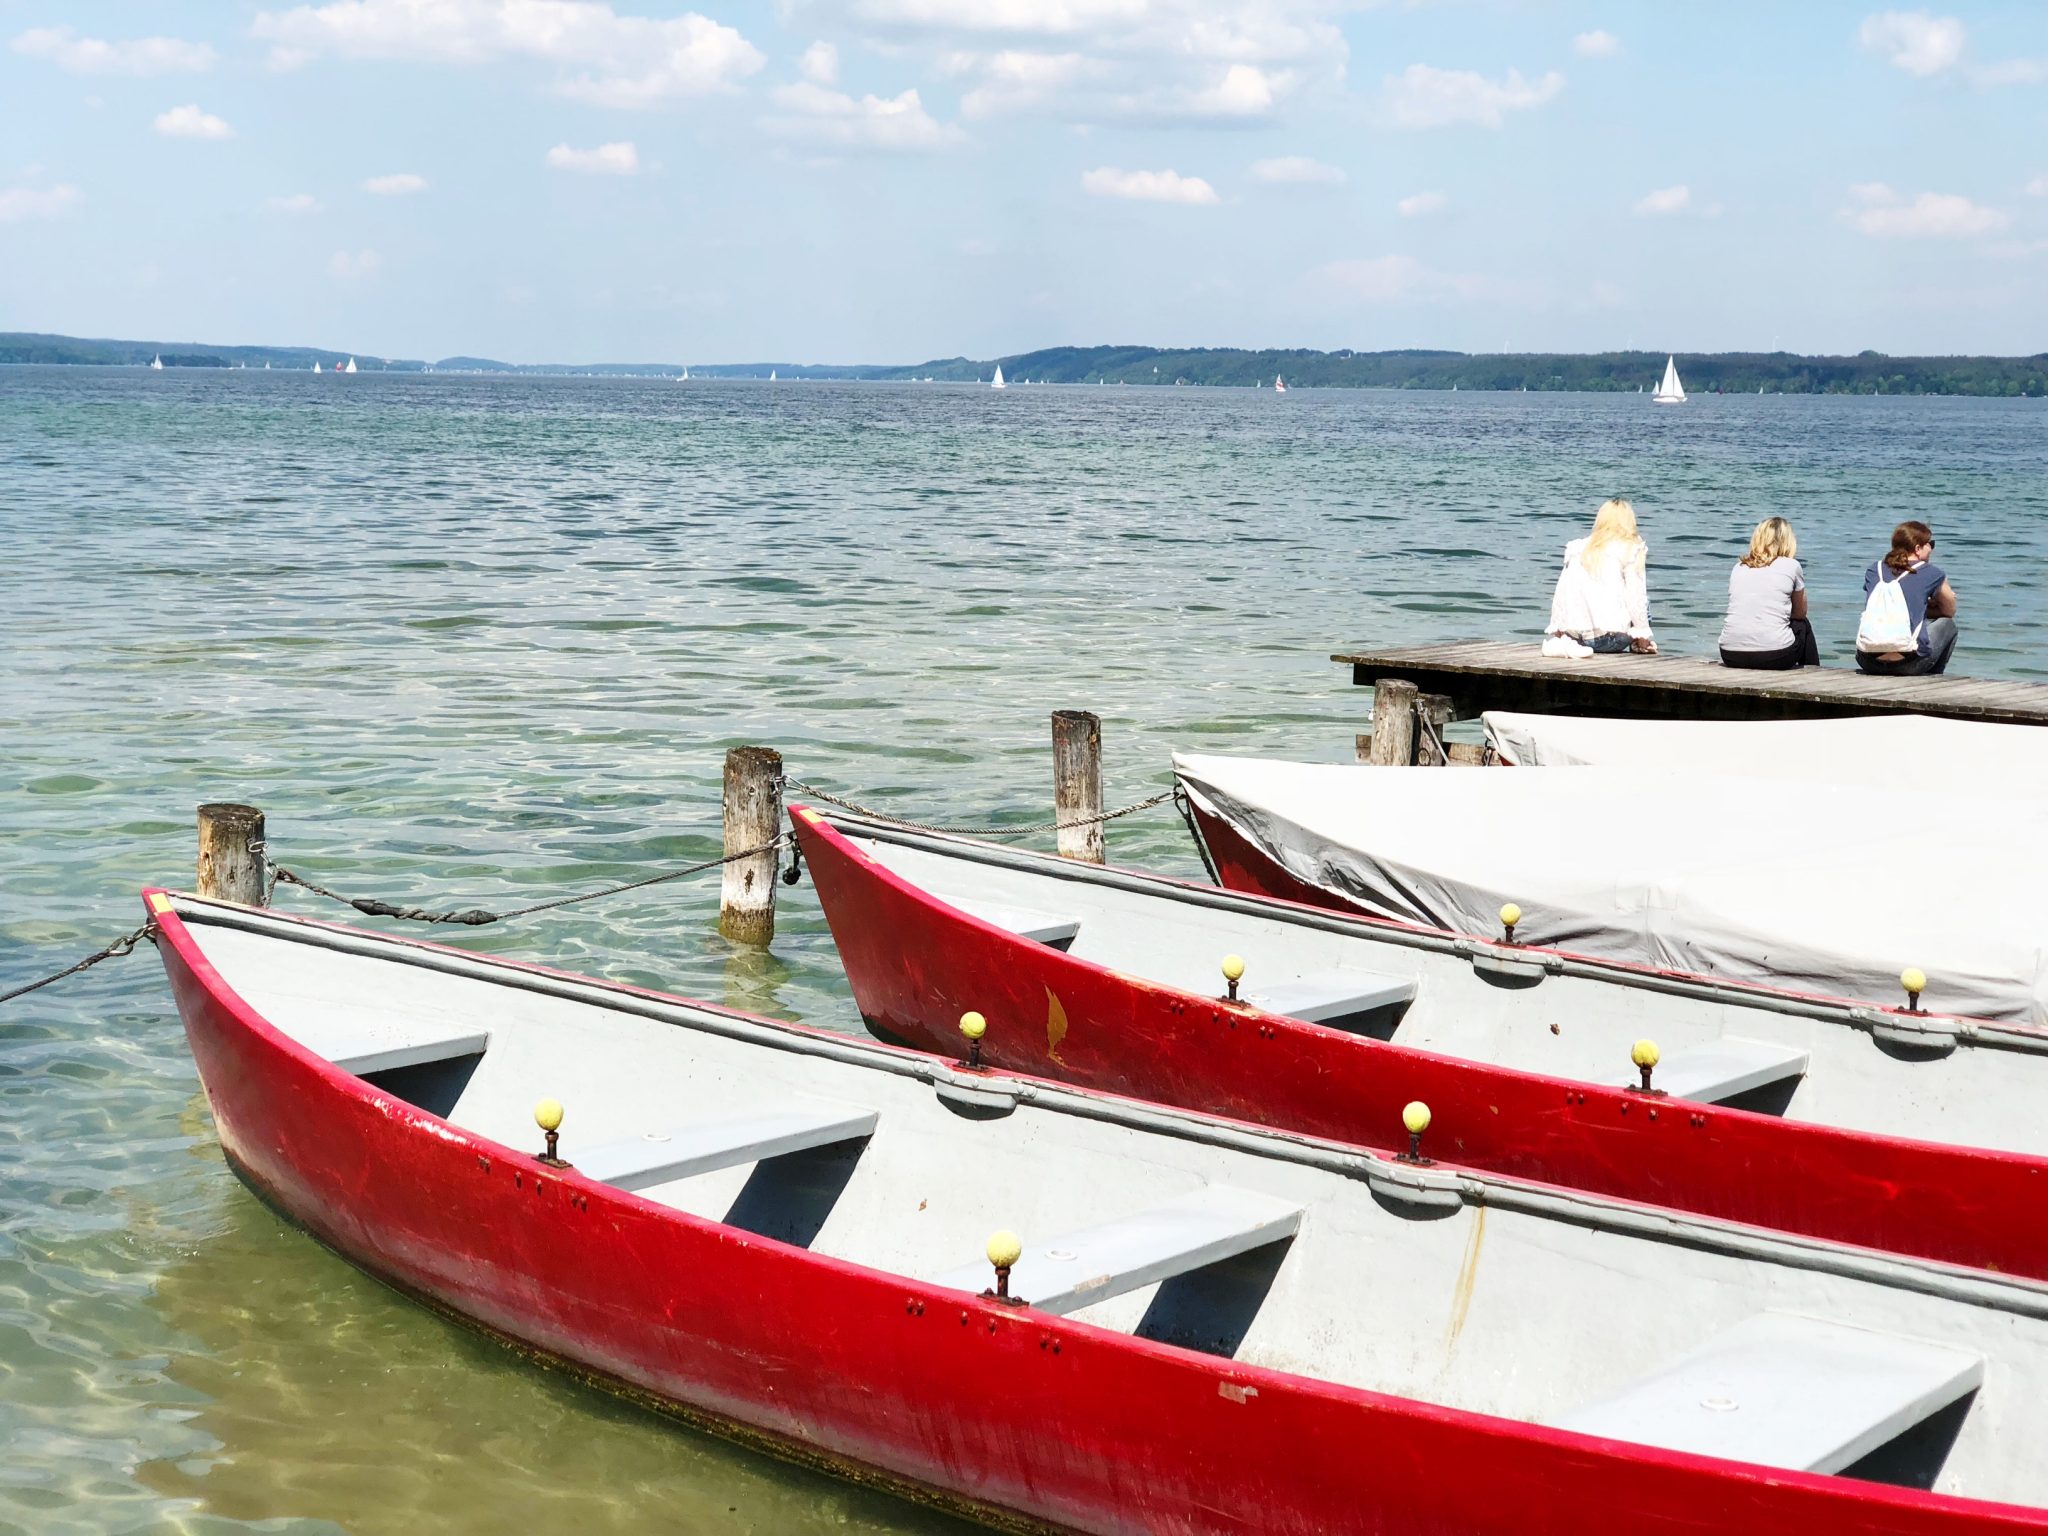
[1365,678,1420,766]
[720,746,784,945]
[196,803,267,905]
[1051,710,1105,864]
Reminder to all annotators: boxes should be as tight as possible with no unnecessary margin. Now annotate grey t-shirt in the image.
[1719,556,1804,652]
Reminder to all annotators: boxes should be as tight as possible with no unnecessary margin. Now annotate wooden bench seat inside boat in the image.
[321,1026,492,1077]
[1550,1313,1983,1475]
[1637,1038,1811,1107]
[946,896,1082,950]
[1244,970,1419,1032]
[933,1186,1303,1317]
[572,1106,881,1193]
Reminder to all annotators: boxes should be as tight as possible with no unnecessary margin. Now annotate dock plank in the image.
[1334,641,2048,725]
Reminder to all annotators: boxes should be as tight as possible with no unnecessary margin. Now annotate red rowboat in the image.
[152,886,2048,1533]
[793,806,2048,1283]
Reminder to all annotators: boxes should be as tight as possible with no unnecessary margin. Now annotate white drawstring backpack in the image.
[1856,561,1921,656]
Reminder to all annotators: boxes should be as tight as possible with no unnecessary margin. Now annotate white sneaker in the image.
[1541,634,1594,659]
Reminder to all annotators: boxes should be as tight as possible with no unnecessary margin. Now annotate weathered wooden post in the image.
[720,746,783,945]
[1051,709,1105,864]
[196,802,267,905]
[1365,678,1420,766]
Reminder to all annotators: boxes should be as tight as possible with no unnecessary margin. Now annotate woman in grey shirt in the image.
[1719,517,1818,669]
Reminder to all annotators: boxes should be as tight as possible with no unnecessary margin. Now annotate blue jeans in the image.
[1855,616,1959,676]
[1587,633,1634,654]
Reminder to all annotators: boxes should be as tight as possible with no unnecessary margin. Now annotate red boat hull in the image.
[793,810,2048,1285]
[152,893,2048,1535]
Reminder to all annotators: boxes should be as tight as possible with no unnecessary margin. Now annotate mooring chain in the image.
[0,922,156,1007]
[265,834,793,928]
[779,777,1177,840]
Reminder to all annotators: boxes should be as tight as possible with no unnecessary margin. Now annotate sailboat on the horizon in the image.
[991,364,1006,390]
[343,357,359,374]
[312,361,322,373]
[1653,355,1687,404]
[149,354,164,370]
[1274,374,1286,393]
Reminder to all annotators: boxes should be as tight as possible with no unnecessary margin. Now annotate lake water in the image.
[4,367,2045,1534]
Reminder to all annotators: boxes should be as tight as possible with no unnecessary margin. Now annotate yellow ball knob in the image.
[986,1229,1023,1269]
[1630,1039,1660,1070]
[1221,954,1246,984]
[534,1097,564,1133]
[1901,967,1927,997]
[959,1011,987,1041]
[1401,1100,1431,1136]
[1499,903,1522,928]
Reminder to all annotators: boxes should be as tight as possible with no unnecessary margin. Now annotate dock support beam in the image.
[196,803,267,905]
[720,746,783,945]
[1052,709,1105,864]
[1365,678,1419,766]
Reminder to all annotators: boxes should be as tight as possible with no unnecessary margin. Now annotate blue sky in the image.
[2,1,2045,363]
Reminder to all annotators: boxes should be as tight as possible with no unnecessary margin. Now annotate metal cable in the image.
[269,833,791,927]
[0,923,155,1006]
[780,778,1176,839]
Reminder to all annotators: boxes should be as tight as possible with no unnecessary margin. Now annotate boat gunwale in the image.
[816,795,2041,1055]
[143,886,2048,1525]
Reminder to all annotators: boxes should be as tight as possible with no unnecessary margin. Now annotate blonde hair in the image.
[1741,516,1797,569]
[1578,498,1644,572]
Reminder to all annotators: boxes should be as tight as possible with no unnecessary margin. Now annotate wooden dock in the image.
[1335,641,2048,726]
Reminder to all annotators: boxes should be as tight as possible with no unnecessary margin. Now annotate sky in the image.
[2,1,2045,364]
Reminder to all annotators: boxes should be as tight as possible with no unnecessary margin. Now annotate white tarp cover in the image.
[1484,711,2048,796]
[1174,751,2048,1025]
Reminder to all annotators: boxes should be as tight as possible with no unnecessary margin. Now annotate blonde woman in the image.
[1719,516,1817,670]
[1542,498,1657,657]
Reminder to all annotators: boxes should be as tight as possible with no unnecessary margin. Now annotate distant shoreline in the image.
[4,331,2043,397]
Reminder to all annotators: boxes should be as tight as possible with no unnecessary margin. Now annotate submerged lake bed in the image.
[4,368,2046,1534]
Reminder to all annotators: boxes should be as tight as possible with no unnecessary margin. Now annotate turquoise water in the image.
[4,367,2046,1534]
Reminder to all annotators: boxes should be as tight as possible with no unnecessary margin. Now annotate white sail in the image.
[312,361,322,373]
[1653,355,1686,404]
[149,354,164,370]
[1274,375,1286,393]
[344,357,358,374]
[770,369,777,381]
[991,364,1006,389]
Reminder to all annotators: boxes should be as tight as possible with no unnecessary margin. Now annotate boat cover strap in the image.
[933,1186,1302,1316]
[1550,1312,1983,1474]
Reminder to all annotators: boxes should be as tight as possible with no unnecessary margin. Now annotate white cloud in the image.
[952,49,1094,117]
[1847,183,2010,237]
[1253,156,1343,185]
[768,81,960,150]
[0,183,83,223]
[1384,64,1563,129]
[12,26,215,75]
[2028,175,2048,197]
[959,236,997,255]
[1081,166,1219,204]
[546,140,639,174]
[799,40,838,84]
[330,248,382,279]
[848,0,1338,66]
[1633,183,1691,215]
[1177,62,1279,118]
[1317,254,1524,304]
[1859,11,1965,76]
[253,0,763,106]
[363,172,428,194]
[1976,57,2047,86]
[1397,190,1447,217]
[1573,30,1620,59]
[153,104,234,139]
[269,192,323,212]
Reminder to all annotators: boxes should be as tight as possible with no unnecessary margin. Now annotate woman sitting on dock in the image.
[1718,516,1818,670]
[1854,520,1959,676]
[1542,498,1657,657]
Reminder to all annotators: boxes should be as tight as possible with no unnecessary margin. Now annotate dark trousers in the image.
[1855,617,1959,677]
[1722,618,1819,671]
